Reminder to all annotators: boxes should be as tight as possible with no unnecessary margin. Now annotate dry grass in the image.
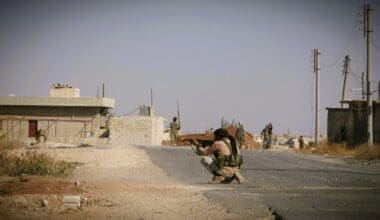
[353,144,380,160]
[0,139,27,150]
[303,141,380,160]
[0,140,79,177]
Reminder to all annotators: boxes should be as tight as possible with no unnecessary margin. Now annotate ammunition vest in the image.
[215,139,243,169]
[170,122,179,131]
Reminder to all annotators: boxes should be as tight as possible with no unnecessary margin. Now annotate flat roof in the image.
[340,100,380,104]
[326,107,349,110]
[0,96,115,108]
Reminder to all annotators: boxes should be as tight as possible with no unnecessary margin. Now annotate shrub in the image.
[0,141,79,176]
[353,144,380,160]
[0,139,26,150]
[304,141,380,160]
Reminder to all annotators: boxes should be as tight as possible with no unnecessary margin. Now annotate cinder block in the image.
[63,195,81,209]
[63,195,81,203]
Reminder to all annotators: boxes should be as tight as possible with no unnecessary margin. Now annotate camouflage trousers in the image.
[170,131,177,144]
[263,136,270,149]
[200,156,237,178]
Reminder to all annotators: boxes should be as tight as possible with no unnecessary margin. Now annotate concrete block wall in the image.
[110,116,165,146]
[0,119,26,141]
[49,87,80,97]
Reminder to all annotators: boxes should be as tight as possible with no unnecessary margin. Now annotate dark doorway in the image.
[28,120,37,137]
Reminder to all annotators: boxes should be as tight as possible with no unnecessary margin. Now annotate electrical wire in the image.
[372,41,380,51]
[124,106,140,116]
[322,7,361,69]
[349,72,362,80]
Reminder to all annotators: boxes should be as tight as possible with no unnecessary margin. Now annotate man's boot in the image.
[208,176,225,184]
[221,175,235,184]
[234,171,245,184]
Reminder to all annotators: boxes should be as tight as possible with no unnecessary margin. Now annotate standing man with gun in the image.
[169,101,181,146]
[169,117,180,146]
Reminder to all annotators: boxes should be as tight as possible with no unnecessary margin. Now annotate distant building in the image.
[326,100,380,146]
[0,85,115,144]
[0,84,167,146]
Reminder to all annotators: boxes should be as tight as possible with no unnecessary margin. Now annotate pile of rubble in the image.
[224,126,260,149]
[163,125,260,149]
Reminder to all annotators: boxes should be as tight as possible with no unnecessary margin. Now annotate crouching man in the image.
[194,128,245,184]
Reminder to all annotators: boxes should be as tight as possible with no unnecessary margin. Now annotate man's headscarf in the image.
[213,128,238,154]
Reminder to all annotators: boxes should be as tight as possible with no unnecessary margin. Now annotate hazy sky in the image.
[0,0,379,135]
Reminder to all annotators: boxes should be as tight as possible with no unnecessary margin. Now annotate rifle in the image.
[186,139,215,155]
[190,145,200,155]
[177,101,181,128]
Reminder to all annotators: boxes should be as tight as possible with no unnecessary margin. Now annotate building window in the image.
[0,120,3,130]
[28,121,37,137]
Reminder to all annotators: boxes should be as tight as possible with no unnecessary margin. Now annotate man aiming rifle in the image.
[190,128,245,184]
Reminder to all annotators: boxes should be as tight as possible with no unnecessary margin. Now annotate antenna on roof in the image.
[102,83,105,97]
[150,89,153,106]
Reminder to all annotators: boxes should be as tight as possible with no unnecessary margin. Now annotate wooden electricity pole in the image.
[313,49,320,144]
[341,55,350,107]
[364,4,373,146]
[362,72,365,100]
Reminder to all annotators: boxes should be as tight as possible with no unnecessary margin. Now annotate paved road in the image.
[143,146,380,220]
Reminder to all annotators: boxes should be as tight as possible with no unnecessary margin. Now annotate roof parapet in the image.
[0,96,115,109]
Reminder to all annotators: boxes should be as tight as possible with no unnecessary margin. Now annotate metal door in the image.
[28,120,37,137]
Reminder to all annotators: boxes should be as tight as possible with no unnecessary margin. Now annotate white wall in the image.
[110,116,165,146]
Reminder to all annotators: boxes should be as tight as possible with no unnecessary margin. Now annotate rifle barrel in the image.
[177,101,181,127]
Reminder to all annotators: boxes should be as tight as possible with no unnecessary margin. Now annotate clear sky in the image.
[0,0,379,135]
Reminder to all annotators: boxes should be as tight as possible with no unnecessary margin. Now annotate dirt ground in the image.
[0,145,243,219]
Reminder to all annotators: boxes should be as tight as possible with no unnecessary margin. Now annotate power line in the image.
[124,106,140,116]
[371,41,380,51]
[349,71,362,79]
[322,7,361,68]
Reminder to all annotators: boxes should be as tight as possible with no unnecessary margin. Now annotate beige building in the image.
[0,85,115,145]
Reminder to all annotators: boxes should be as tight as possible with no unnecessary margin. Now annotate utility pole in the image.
[149,89,154,116]
[364,4,373,146]
[362,72,365,100]
[313,49,320,144]
[341,55,350,107]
